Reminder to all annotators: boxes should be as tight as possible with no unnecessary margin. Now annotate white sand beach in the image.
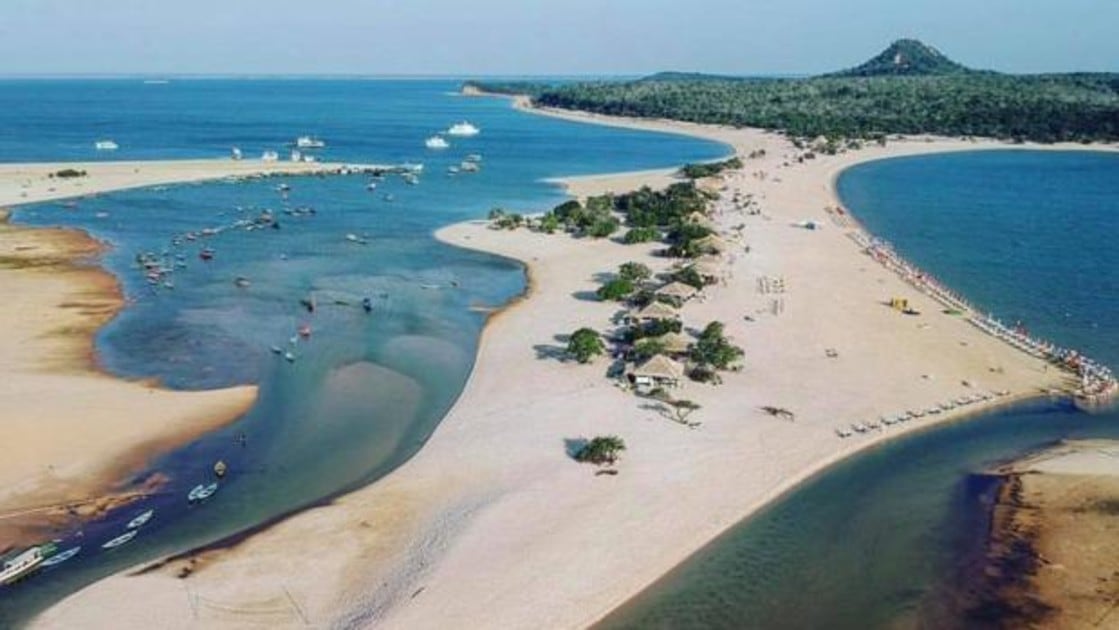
[30,110,1112,629]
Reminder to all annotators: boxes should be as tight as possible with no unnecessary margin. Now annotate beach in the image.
[27,108,1113,629]
[0,158,371,548]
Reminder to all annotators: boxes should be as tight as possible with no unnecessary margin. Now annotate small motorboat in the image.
[298,324,312,338]
[213,460,227,478]
[234,276,251,288]
[101,530,138,550]
[446,122,481,137]
[126,509,154,530]
[366,182,377,191]
[284,351,296,363]
[362,297,373,313]
[94,140,119,151]
[187,482,219,503]
[199,248,215,261]
[270,345,284,355]
[1,546,48,585]
[425,135,450,150]
[41,546,81,568]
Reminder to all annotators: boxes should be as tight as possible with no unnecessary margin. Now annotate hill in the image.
[827,39,978,77]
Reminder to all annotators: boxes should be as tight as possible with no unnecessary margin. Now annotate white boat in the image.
[1,547,46,585]
[94,140,119,151]
[41,546,81,568]
[425,135,450,150]
[126,508,154,530]
[290,149,303,162]
[464,153,482,162]
[188,482,219,502]
[101,530,138,550]
[446,121,480,137]
[261,150,280,162]
[296,136,325,149]
[459,161,480,173]
[366,182,377,191]
[231,147,243,160]
[402,173,419,185]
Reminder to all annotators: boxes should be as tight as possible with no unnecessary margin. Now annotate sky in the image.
[1,0,1116,76]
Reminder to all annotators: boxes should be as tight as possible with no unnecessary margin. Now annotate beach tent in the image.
[692,234,730,254]
[630,301,680,322]
[655,281,700,302]
[629,354,685,388]
[650,332,693,355]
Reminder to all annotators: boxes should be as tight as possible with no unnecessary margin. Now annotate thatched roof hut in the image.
[655,281,699,301]
[631,301,680,322]
[630,354,685,386]
[650,332,693,355]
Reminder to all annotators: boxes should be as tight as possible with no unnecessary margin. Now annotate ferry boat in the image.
[425,135,450,150]
[446,121,481,136]
[1,546,48,586]
[94,140,119,151]
[295,136,326,149]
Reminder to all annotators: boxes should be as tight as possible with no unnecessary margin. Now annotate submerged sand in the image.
[965,440,1119,629]
[0,159,363,548]
[31,109,1112,628]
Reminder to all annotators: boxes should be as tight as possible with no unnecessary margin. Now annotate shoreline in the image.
[29,101,1108,628]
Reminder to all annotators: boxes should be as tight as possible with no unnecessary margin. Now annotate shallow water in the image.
[599,150,1118,629]
[0,79,728,624]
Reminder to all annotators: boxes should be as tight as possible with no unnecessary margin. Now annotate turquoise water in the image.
[0,80,728,624]
[599,150,1118,629]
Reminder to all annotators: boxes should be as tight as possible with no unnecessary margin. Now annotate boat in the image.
[298,324,312,338]
[284,351,296,363]
[366,182,377,191]
[126,509,154,530]
[270,345,283,354]
[101,530,138,550]
[383,194,395,202]
[459,161,480,173]
[401,162,424,173]
[295,136,325,149]
[199,248,215,261]
[362,297,373,313]
[446,121,480,137]
[290,149,303,162]
[41,546,81,568]
[261,150,280,162]
[464,153,482,162]
[403,173,420,185]
[94,140,119,151]
[231,147,243,160]
[187,482,219,503]
[1,546,47,585]
[425,135,450,150]
[447,166,460,174]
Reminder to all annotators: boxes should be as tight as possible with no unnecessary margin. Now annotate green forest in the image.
[467,41,1119,143]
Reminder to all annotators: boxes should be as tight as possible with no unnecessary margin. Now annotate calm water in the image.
[0,79,728,624]
[600,150,1119,629]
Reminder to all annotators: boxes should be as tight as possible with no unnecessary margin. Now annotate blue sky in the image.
[2,0,1116,76]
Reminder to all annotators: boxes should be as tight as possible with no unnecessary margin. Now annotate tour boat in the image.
[126,509,154,530]
[41,546,81,568]
[425,135,450,149]
[94,140,119,151]
[1,547,47,585]
[296,136,325,149]
[101,530,138,550]
[188,482,219,503]
[446,121,480,136]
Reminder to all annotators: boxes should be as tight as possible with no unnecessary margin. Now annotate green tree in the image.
[539,212,561,234]
[567,327,605,363]
[691,321,744,370]
[574,435,627,465]
[623,226,660,244]
[618,262,652,284]
[631,339,666,361]
[587,216,620,238]
[596,277,635,301]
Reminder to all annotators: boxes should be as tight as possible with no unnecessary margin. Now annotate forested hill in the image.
[465,41,1119,143]
[826,39,979,77]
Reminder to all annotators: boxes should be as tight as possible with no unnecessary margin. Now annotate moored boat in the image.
[126,508,154,529]
[188,482,220,502]
[425,135,450,150]
[1,546,48,585]
[101,530,138,550]
[41,546,81,568]
[446,121,480,136]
